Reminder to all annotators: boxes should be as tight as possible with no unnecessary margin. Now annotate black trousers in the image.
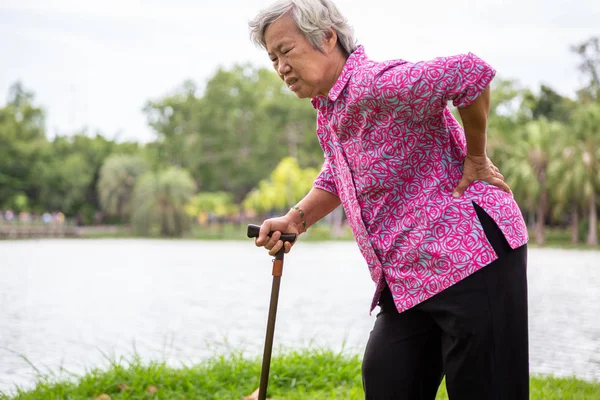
[362,203,529,400]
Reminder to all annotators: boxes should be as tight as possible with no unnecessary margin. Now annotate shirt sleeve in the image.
[373,52,496,121]
[313,158,338,197]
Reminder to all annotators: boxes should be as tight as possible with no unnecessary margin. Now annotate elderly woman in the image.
[249,1,529,399]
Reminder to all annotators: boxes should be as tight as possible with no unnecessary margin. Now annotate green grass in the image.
[77,223,357,242]
[2,349,598,400]
[527,227,600,250]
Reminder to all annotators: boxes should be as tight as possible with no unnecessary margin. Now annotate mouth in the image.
[285,77,299,91]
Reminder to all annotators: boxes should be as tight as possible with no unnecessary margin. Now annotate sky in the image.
[0,0,598,143]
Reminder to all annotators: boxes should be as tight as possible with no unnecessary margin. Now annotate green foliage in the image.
[185,192,238,220]
[522,85,578,123]
[40,133,141,218]
[97,154,150,221]
[571,36,600,103]
[5,192,29,213]
[143,65,321,202]
[242,157,319,213]
[131,167,196,237]
[0,82,47,208]
[2,349,598,400]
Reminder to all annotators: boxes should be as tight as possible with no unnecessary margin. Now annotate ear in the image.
[323,29,338,53]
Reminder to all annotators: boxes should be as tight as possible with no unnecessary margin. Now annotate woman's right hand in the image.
[255,215,301,256]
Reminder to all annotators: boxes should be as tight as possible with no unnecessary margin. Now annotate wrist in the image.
[466,152,487,160]
[287,205,307,233]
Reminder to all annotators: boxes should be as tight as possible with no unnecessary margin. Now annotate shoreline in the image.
[2,228,599,252]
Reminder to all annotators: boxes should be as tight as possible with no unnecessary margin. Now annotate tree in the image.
[571,36,600,103]
[522,84,577,123]
[131,167,196,237]
[143,80,201,170]
[144,65,321,203]
[185,192,239,221]
[97,154,149,222]
[548,139,586,244]
[571,104,600,245]
[503,119,563,245]
[242,157,319,214]
[0,82,47,208]
[36,151,95,214]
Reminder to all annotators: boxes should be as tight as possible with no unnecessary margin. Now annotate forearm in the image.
[287,187,341,232]
[457,85,491,157]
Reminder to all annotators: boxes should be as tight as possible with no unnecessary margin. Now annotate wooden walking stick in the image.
[246,224,297,400]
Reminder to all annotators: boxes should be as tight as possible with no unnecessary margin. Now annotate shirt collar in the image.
[311,45,366,109]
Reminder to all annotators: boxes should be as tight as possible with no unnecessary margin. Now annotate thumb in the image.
[256,221,272,245]
[452,178,471,198]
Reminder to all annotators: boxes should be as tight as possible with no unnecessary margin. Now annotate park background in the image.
[1,1,599,399]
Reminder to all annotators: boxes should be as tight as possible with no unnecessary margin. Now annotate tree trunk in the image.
[535,173,547,245]
[571,203,580,244]
[535,203,545,245]
[586,189,598,246]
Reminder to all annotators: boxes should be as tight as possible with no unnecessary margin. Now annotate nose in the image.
[277,60,291,77]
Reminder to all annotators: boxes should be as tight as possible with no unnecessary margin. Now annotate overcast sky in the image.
[0,0,598,143]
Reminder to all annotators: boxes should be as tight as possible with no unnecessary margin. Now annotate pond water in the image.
[0,239,599,393]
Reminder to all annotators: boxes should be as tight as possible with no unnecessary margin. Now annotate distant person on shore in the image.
[4,209,15,221]
[248,0,529,399]
[42,212,52,224]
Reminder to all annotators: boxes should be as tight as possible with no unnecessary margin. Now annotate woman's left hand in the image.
[452,154,512,198]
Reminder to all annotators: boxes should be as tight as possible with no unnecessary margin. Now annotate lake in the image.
[0,239,599,394]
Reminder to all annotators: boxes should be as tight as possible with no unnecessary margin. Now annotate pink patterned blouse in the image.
[311,45,529,314]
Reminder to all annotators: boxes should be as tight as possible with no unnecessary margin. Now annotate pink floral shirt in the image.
[311,46,529,314]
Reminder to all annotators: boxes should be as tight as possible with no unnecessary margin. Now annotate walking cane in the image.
[247,224,297,400]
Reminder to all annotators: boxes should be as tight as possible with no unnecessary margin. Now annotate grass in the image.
[2,349,598,400]
[528,227,600,250]
[76,222,357,242]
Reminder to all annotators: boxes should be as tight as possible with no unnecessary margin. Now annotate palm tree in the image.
[97,155,149,222]
[571,104,600,246]
[131,167,196,237]
[548,143,587,244]
[503,118,564,245]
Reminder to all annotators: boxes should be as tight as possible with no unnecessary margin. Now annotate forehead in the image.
[264,15,302,53]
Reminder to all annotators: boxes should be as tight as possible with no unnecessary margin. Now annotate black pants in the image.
[362,203,529,400]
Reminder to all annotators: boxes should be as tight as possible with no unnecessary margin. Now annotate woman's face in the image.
[264,15,337,99]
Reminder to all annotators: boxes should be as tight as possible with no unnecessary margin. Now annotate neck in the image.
[320,48,349,97]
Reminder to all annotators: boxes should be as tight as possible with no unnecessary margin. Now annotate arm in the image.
[256,159,340,256]
[453,85,511,197]
[286,187,341,233]
[291,156,340,230]
[459,84,490,158]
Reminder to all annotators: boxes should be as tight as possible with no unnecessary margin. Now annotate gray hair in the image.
[248,0,357,55]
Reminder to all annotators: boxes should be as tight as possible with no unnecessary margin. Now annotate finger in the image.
[284,241,292,254]
[487,177,512,194]
[452,178,472,198]
[266,230,281,250]
[269,240,283,256]
[256,222,271,246]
